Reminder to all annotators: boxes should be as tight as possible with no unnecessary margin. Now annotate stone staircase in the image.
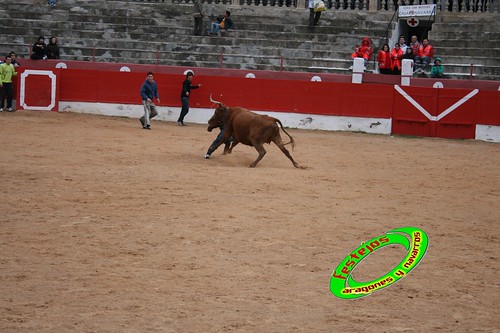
[428,13,500,80]
[0,0,393,74]
[0,0,498,80]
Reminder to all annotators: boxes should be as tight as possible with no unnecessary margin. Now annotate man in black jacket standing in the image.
[177,71,201,126]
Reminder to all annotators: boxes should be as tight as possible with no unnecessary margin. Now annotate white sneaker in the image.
[0,108,3,112]
[204,153,210,159]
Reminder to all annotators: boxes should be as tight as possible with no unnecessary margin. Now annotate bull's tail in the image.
[276,119,296,150]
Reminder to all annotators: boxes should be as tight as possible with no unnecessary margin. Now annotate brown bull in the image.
[207,96,303,168]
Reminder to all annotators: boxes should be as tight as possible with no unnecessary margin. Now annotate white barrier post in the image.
[401,59,414,86]
[352,57,365,84]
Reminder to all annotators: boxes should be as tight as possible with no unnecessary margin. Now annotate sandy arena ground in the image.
[0,111,499,332]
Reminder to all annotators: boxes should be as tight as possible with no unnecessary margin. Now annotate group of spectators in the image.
[0,35,60,112]
[0,52,20,112]
[30,36,60,60]
[352,35,444,78]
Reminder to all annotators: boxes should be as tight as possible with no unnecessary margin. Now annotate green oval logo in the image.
[330,227,428,299]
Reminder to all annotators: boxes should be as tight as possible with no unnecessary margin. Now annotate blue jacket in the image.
[140,80,159,101]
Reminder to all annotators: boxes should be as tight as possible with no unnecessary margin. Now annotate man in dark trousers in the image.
[204,124,233,159]
[177,71,201,126]
[192,0,205,36]
[139,72,160,130]
[0,55,18,112]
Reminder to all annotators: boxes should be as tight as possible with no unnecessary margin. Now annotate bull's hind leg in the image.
[250,143,267,168]
[274,138,301,169]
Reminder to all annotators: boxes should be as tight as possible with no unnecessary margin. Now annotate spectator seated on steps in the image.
[430,57,445,78]
[209,10,233,37]
[350,37,373,69]
[415,38,434,74]
[30,36,47,60]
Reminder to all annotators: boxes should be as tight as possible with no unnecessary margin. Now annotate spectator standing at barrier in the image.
[9,52,21,67]
[177,71,201,126]
[30,36,47,60]
[139,72,160,130]
[377,44,391,74]
[0,55,18,112]
[45,37,60,59]
[390,43,404,75]
[430,57,444,78]
[209,11,233,36]
[415,38,434,74]
[192,0,205,36]
[402,47,416,72]
[351,37,373,69]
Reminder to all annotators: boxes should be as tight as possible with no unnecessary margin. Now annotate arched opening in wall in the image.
[399,19,434,44]
[397,4,436,45]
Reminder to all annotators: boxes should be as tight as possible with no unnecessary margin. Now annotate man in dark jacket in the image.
[209,11,233,36]
[140,72,160,130]
[177,71,201,126]
[30,36,46,60]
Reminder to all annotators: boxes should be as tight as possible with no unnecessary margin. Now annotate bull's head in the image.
[207,95,227,132]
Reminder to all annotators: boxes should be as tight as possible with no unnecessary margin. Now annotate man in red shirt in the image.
[415,38,434,74]
[409,35,420,55]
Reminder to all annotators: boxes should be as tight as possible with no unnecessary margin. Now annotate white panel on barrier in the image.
[401,59,413,86]
[352,58,365,84]
[19,70,57,111]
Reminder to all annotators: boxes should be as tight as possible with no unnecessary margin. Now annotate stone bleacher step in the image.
[0,0,498,81]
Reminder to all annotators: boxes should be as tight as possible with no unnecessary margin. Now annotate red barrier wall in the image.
[392,86,486,139]
[15,66,500,140]
[55,69,394,118]
[476,90,500,126]
[20,59,500,91]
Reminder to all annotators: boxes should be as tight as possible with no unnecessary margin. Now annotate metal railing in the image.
[21,43,492,80]
[131,0,499,12]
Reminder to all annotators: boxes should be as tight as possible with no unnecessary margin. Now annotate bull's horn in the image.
[209,94,222,105]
